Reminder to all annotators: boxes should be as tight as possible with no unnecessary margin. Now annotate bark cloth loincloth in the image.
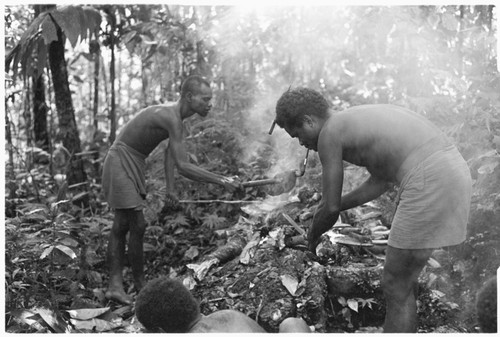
[390,135,472,249]
[102,141,147,210]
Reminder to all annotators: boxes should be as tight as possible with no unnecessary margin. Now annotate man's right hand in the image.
[220,176,243,193]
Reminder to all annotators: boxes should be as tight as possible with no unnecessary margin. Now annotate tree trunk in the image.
[32,73,49,151]
[32,5,50,152]
[91,39,101,176]
[92,41,100,131]
[5,98,15,186]
[47,17,88,202]
[108,12,117,144]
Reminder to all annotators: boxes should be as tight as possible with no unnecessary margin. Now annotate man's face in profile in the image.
[191,84,213,117]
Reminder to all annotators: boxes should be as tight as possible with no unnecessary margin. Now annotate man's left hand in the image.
[164,192,182,211]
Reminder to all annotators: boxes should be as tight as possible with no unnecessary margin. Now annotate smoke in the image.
[241,89,308,178]
[203,6,321,176]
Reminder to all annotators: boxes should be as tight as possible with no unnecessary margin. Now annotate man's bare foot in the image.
[105,289,133,305]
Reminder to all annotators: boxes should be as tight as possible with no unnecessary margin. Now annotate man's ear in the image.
[303,115,314,127]
[186,92,193,102]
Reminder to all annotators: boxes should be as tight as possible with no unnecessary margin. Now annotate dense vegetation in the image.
[4,4,498,332]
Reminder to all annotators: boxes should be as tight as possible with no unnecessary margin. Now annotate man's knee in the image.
[381,270,417,300]
[382,246,431,300]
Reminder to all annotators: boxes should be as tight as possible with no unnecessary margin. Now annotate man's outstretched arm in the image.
[308,130,344,252]
[162,113,240,191]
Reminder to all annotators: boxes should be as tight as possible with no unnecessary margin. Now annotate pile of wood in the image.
[184,192,392,332]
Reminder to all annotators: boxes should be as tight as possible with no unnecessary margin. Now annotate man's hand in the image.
[164,192,182,211]
[307,224,323,254]
[220,176,243,193]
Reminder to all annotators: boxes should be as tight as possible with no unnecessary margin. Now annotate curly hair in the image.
[275,87,330,129]
[135,277,200,332]
[181,75,210,98]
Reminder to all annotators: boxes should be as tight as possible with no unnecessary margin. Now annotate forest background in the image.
[3,3,499,333]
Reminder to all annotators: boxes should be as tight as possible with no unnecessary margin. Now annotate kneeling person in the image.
[135,277,311,333]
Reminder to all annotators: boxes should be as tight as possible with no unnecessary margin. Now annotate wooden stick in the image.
[241,178,279,188]
[282,213,306,236]
[179,199,260,204]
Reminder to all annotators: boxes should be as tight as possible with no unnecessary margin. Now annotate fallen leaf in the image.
[427,257,441,268]
[187,258,218,281]
[280,274,299,296]
[431,289,445,299]
[70,317,122,332]
[66,307,110,320]
[239,233,260,265]
[183,275,197,290]
[26,307,70,333]
[184,246,199,260]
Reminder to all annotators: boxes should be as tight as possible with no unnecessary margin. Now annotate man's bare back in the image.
[323,104,443,182]
[116,103,180,157]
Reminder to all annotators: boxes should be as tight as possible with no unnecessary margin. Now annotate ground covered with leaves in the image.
[5,130,499,333]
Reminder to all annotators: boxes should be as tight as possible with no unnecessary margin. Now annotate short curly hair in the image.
[135,277,200,332]
[181,75,210,98]
[275,87,330,129]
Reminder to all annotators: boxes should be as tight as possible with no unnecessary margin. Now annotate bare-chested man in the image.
[102,76,241,305]
[135,277,311,333]
[273,87,472,332]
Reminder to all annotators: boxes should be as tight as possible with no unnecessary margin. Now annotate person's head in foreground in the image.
[136,277,311,333]
[135,277,200,332]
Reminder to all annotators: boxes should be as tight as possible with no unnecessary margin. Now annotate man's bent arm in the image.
[340,175,390,211]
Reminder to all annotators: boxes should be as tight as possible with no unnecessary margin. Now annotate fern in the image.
[201,213,227,230]
[164,214,190,231]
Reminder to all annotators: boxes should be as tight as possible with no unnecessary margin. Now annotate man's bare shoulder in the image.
[134,102,180,126]
[190,310,266,333]
[142,102,178,115]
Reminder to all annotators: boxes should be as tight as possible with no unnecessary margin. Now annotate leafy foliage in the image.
[6,5,101,81]
[4,4,499,333]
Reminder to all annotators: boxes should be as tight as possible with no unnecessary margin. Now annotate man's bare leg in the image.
[105,209,133,305]
[382,245,433,332]
[129,210,146,291]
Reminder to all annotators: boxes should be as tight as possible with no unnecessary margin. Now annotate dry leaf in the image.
[280,274,299,296]
[66,307,110,320]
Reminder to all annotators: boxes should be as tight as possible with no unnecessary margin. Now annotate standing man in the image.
[102,75,241,305]
[273,87,472,332]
